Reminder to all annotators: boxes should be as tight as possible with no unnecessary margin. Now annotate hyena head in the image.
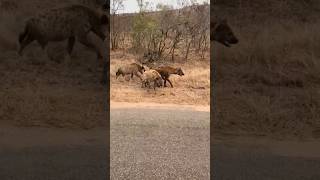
[141,65,146,73]
[155,77,163,87]
[135,63,145,74]
[116,69,121,78]
[211,19,238,47]
[176,68,184,76]
[93,13,109,40]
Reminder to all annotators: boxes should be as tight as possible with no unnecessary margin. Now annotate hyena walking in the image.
[153,66,184,88]
[116,63,145,81]
[211,18,238,47]
[18,4,109,84]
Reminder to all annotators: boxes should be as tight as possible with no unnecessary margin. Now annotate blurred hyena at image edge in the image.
[0,0,108,129]
[213,0,320,139]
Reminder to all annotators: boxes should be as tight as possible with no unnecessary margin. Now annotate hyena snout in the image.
[116,70,121,78]
[212,19,239,47]
[228,35,238,44]
[213,31,239,47]
[177,68,184,76]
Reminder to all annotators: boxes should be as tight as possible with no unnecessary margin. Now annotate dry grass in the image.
[213,2,320,138]
[111,50,210,106]
[0,0,106,129]
[0,48,106,128]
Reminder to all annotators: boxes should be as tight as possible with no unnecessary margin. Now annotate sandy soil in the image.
[111,101,209,112]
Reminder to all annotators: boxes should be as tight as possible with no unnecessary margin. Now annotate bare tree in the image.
[114,0,210,62]
[110,0,125,50]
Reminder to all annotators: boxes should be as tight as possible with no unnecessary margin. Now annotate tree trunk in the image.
[185,41,191,61]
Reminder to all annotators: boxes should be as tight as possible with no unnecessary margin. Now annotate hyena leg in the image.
[79,31,108,84]
[163,79,167,87]
[18,34,34,55]
[135,72,143,80]
[142,80,149,88]
[63,37,76,64]
[167,78,173,88]
[153,81,157,91]
[67,36,76,55]
[37,39,48,50]
[97,52,102,59]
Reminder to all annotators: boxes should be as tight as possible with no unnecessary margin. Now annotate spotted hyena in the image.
[153,66,184,88]
[18,4,109,84]
[211,18,238,47]
[116,63,145,81]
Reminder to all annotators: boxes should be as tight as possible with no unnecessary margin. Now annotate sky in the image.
[111,0,210,14]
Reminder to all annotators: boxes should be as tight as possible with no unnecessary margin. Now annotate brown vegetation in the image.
[110,1,210,105]
[213,0,320,139]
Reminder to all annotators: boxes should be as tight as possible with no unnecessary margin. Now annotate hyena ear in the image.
[101,14,108,25]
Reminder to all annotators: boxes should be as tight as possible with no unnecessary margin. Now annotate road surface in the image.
[1,103,320,180]
[0,103,211,180]
[110,102,210,179]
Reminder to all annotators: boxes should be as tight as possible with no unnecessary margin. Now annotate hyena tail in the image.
[19,25,29,43]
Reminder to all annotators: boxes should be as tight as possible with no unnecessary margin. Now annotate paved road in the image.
[2,103,320,180]
[111,103,320,180]
[110,104,210,179]
[0,104,210,180]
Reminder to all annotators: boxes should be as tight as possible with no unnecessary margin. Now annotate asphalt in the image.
[0,105,210,180]
[1,104,320,180]
[110,106,210,179]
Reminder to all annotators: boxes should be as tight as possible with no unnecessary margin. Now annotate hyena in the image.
[153,66,184,88]
[18,4,109,84]
[141,69,163,91]
[211,18,238,47]
[116,63,145,81]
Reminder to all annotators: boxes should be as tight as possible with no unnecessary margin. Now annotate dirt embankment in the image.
[213,0,320,139]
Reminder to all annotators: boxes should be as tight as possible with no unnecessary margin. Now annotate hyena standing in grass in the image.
[18,4,109,84]
[116,63,145,81]
[211,18,238,47]
[153,66,184,88]
[141,69,163,91]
